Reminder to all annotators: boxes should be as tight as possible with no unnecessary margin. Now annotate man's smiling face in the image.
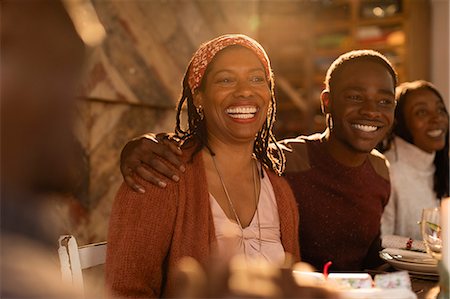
[324,60,396,154]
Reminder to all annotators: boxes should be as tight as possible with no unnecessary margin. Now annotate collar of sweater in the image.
[392,136,436,172]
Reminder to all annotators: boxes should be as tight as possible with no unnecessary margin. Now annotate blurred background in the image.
[62,0,448,244]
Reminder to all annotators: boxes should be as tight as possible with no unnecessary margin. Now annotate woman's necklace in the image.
[210,154,262,254]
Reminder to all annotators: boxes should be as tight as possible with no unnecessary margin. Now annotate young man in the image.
[119,50,397,271]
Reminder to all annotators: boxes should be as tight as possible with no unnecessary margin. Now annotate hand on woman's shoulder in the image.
[276,136,311,173]
[369,149,390,181]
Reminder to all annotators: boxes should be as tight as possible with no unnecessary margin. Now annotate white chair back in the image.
[58,235,107,295]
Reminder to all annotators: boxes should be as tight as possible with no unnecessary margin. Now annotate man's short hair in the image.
[324,50,398,93]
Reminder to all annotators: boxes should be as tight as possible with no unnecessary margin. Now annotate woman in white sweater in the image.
[380,80,449,240]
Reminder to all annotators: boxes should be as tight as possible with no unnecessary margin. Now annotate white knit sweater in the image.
[381,136,440,240]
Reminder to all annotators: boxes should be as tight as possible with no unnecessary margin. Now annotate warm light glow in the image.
[386,4,397,15]
[373,7,385,18]
[63,0,106,47]
[387,30,406,46]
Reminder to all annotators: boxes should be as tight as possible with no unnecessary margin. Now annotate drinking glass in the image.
[421,207,442,260]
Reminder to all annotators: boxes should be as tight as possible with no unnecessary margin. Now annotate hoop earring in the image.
[327,114,333,130]
[197,105,204,120]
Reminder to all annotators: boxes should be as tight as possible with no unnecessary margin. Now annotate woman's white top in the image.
[209,169,285,265]
[381,136,440,240]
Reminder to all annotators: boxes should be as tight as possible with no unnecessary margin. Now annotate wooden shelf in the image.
[314,21,352,34]
[357,15,405,27]
[307,0,430,100]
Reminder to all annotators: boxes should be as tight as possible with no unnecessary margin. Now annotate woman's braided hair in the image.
[174,42,285,175]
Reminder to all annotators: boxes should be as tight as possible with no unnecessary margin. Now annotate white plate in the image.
[380,248,438,276]
[382,248,437,264]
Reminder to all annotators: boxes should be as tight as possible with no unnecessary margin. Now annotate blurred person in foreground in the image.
[380,80,449,240]
[173,255,337,298]
[118,50,397,272]
[1,1,86,297]
[105,34,302,298]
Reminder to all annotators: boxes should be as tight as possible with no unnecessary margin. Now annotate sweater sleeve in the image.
[105,179,178,298]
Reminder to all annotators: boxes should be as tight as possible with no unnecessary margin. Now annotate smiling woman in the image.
[193,46,272,150]
[105,34,300,298]
[381,80,449,240]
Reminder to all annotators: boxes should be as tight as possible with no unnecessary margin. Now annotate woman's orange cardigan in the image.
[105,149,300,298]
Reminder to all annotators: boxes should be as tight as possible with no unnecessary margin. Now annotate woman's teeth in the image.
[352,124,378,132]
[226,106,258,119]
[427,129,443,137]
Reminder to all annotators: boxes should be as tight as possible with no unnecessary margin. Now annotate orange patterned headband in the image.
[187,34,272,92]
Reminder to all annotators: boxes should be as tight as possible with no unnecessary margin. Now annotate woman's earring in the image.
[197,105,204,120]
